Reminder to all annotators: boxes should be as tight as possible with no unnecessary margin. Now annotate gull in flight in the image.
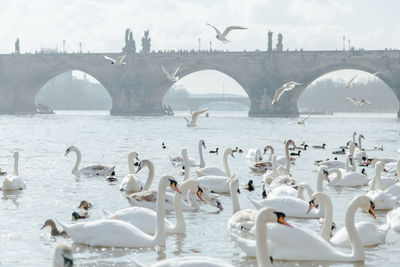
[162,64,182,82]
[346,97,372,106]
[373,71,383,76]
[359,99,372,105]
[206,23,247,43]
[271,81,303,105]
[184,108,208,128]
[342,74,358,88]
[104,54,126,65]
[297,114,311,125]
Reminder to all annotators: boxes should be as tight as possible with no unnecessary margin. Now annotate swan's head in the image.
[53,244,73,267]
[359,134,365,139]
[285,139,295,148]
[263,145,273,155]
[40,219,56,230]
[307,192,328,214]
[355,195,376,219]
[13,151,19,159]
[196,186,204,201]
[78,200,92,210]
[136,160,148,173]
[200,140,206,149]
[257,208,291,227]
[226,148,235,158]
[168,178,180,193]
[64,146,77,156]
[375,161,385,173]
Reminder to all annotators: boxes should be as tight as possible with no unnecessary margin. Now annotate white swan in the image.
[262,155,278,182]
[196,148,233,177]
[276,140,296,171]
[309,192,387,247]
[327,168,369,187]
[234,195,374,261]
[169,140,206,167]
[317,159,345,169]
[153,207,289,267]
[104,179,202,234]
[1,152,26,191]
[53,244,73,267]
[58,175,176,248]
[65,146,115,177]
[387,207,400,232]
[119,152,144,193]
[120,159,154,193]
[354,134,367,161]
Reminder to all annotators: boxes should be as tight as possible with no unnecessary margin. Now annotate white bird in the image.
[120,159,154,193]
[103,54,126,65]
[162,64,182,82]
[343,74,358,88]
[206,23,247,43]
[184,108,208,127]
[196,147,234,177]
[346,97,372,106]
[373,71,383,76]
[345,97,358,104]
[359,99,372,105]
[297,114,311,125]
[0,152,26,191]
[271,81,302,105]
[53,244,73,267]
[387,207,400,232]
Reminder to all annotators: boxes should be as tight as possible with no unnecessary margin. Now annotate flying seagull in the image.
[345,97,358,105]
[162,64,182,82]
[184,108,208,128]
[206,23,247,43]
[346,97,372,106]
[359,99,372,105]
[271,81,302,105]
[297,114,311,125]
[343,74,358,88]
[104,54,126,65]
[373,71,383,76]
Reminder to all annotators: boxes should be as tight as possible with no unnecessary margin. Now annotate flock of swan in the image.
[1,130,400,267]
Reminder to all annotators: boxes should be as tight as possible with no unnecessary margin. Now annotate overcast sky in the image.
[3,0,398,96]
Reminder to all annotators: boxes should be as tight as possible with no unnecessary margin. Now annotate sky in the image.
[3,0,398,96]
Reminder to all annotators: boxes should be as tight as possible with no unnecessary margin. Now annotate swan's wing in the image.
[129,190,157,202]
[191,108,208,123]
[221,26,248,38]
[206,23,221,35]
[172,63,182,78]
[162,65,170,78]
[346,74,358,87]
[300,114,311,123]
[103,55,115,62]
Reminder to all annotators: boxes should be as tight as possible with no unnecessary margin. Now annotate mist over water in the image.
[0,111,399,266]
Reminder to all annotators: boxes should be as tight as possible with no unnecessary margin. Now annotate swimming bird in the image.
[40,219,69,238]
[297,114,311,125]
[209,148,219,154]
[206,23,247,43]
[290,150,301,156]
[271,81,302,105]
[184,108,208,128]
[53,244,73,267]
[332,149,346,155]
[0,152,26,191]
[312,143,326,149]
[242,179,255,191]
[103,54,126,65]
[162,63,182,82]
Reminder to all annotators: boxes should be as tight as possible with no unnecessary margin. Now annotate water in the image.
[0,111,399,266]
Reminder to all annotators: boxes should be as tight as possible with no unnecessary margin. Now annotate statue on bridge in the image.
[15,38,20,54]
[122,28,136,54]
[267,31,273,52]
[141,30,151,53]
[276,33,283,52]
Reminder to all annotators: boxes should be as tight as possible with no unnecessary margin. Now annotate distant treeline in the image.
[298,79,399,113]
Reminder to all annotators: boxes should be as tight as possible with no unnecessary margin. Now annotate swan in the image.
[248,145,274,173]
[196,147,234,177]
[153,207,290,267]
[41,219,69,238]
[354,134,367,160]
[53,244,73,267]
[276,140,296,170]
[317,159,345,169]
[227,178,258,231]
[387,207,400,232]
[104,179,203,234]
[65,146,115,177]
[339,154,356,175]
[327,168,369,187]
[170,140,206,167]
[246,148,263,163]
[1,152,26,191]
[234,195,375,261]
[308,192,387,247]
[120,159,154,193]
[262,155,278,182]
[58,175,178,248]
[383,158,400,175]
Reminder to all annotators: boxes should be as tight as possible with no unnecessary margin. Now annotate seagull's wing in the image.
[191,108,208,124]
[373,71,382,76]
[172,63,182,78]
[162,65,171,78]
[300,114,311,123]
[345,97,358,104]
[346,75,358,87]
[183,117,189,123]
[271,85,287,105]
[104,55,116,62]
[118,54,126,62]
[359,99,372,105]
[221,26,248,38]
[206,23,221,35]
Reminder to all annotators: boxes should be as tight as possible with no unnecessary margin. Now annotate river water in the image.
[0,111,399,266]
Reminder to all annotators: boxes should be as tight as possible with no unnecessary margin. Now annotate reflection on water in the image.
[0,111,399,266]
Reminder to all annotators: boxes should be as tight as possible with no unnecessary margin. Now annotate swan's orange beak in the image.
[323,170,330,182]
[274,211,291,227]
[369,201,376,219]
[307,199,316,214]
[169,180,181,193]
[196,187,204,201]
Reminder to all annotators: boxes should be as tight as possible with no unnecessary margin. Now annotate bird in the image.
[184,108,208,127]
[312,143,326,149]
[52,244,73,267]
[162,142,166,149]
[359,99,372,105]
[206,23,247,43]
[343,74,358,88]
[297,114,311,125]
[290,150,301,156]
[162,64,182,82]
[346,97,372,106]
[40,219,69,238]
[373,71,383,76]
[271,81,302,105]
[103,54,126,65]
[209,148,219,154]
[345,97,358,104]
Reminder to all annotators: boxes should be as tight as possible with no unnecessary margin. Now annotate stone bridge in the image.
[165,97,250,111]
[0,50,399,117]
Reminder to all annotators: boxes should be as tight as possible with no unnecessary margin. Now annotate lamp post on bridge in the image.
[342,36,345,51]
[198,38,201,52]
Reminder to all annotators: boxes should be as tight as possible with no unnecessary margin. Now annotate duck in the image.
[233,195,375,262]
[40,219,69,238]
[0,169,7,176]
[78,200,92,209]
[234,146,243,153]
[72,210,88,220]
[312,143,326,149]
[64,145,115,177]
[103,179,203,234]
[1,152,26,191]
[195,148,234,177]
[327,168,370,187]
[120,159,154,193]
[169,140,206,168]
[290,150,301,156]
[162,142,166,149]
[209,147,219,154]
[153,208,290,267]
[58,175,179,248]
[53,244,73,267]
[332,149,346,155]
[242,179,255,191]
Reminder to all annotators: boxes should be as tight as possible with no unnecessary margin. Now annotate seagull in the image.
[346,97,372,106]
[271,81,302,105]
[359,99,372,105]
[343,74,357,88]
[297,114,311,125]
[184,108,208,128]
[162,64,182,82]
[373,71,383,76]
[345,97,358,105]
[103,55,126,65]
[206,23,247,43]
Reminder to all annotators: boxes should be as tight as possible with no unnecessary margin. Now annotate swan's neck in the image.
[128,153,136,174]
[297,185,305,200]
[344,200,364,260]
[345,156,351,172]
[172,188,186,233]
[352,132,356,143]
[268,146,275,161]
[316,172,324,192]
[154,179,167,246]
[143,161,155,191]
[230,182,240,214]
[319,195,333,241]
[272,156,277,178]
[14,153,19,176]
[183,152,191,181]
[187,191,201,209]
[330,169,342,185]
[256,216,272,267]
[72,148,81,175]
[396,158,400,177]
[285,143,290,171]
[371,167,383,190]
[223,149,231,177]
[358,136,362,150]
[198,142,205,168]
